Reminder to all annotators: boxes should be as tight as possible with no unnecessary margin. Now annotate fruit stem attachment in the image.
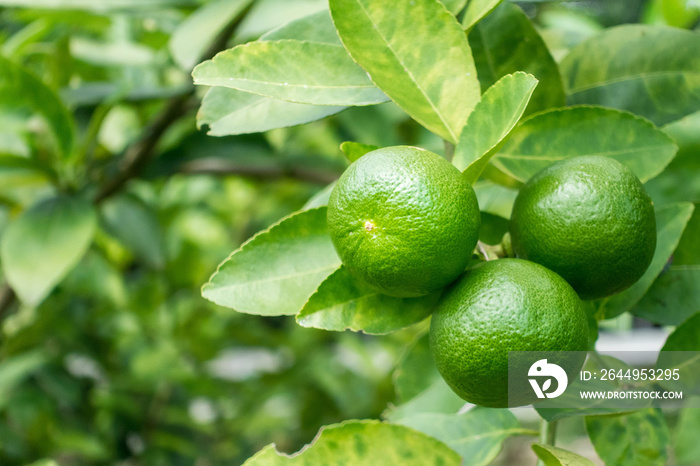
[501,232,515,258]
[536,419,558,466]
[474,240,510,261]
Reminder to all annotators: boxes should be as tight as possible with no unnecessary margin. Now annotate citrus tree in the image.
[0,0,698,464]
[193,0,700,464]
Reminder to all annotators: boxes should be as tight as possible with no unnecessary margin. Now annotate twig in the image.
[93,94,196,203]
[93,2,254,204]
[180,158,341,185]
[0,4,255,318]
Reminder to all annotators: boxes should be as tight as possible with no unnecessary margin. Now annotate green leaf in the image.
[633,266,700,325]
[468,2,564,116]
[633,205,700,325]
[531,444,596,466]
[169,0,255,71]
[243,420,461,466]
[197,87,345,136]
[296,266,438,334]
[100,195,165,270]
[656,312,700,396]
[1,196,97,307]
[385,379,465,422]
[260,9,340,44]
[491,106,678,183]
[202,207,341,316]
[674,397,700,466]
[0,350,48,410]
[330,0,481,143]
[192,40,388,106]
[442,0,468,15]
[595,202,694,320]
[585,408,670,466]
[560,25,700,126]
[303,182,336,210]
[0,55,74,159]
[397,408,528,465]
[473,181,517,219]
[454,72,538,179]
[535,355,650,422]
[339,141,379,163]
[0,155,55,193]
[671,202,700,266]
[462,0,504,30]
[393,332,440,403]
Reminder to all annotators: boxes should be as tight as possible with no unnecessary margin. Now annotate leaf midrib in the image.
[495,144,671,160]
[197,77,379,90]
[206,263,339,292]
[351,0,458,141]
[567,69,700,94]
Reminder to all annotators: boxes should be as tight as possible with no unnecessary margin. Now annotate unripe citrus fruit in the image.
[509,156,656,300]
[430,258,588,408]
[327,146,480,297]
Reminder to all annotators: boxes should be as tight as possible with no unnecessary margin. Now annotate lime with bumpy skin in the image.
[509,156,656,300]
[327,146,480,298]
[429,258,588,408]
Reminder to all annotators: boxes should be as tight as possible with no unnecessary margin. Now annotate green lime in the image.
[327,146,480,297]
[510,156,656,300]
[430,258,588,408]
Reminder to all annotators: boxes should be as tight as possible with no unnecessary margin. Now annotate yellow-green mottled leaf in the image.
[397,408,527,465]
[193,40,388,106]
[532,444,596,466]
[243,420,461,466]
[468,2,564,115]
[330,0,480,143]
[585,408,669,466]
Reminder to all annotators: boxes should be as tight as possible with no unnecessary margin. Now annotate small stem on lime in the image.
[477,241,492,261]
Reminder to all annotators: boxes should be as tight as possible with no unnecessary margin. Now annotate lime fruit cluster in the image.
[328,147,654,409]
[430,259,588,408]
[327,146,480,297]
[509,156,656,300]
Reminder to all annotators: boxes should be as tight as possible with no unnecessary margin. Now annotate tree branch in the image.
[0,5,256,318]
[180,158,341,185]
[93,2,254,204]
